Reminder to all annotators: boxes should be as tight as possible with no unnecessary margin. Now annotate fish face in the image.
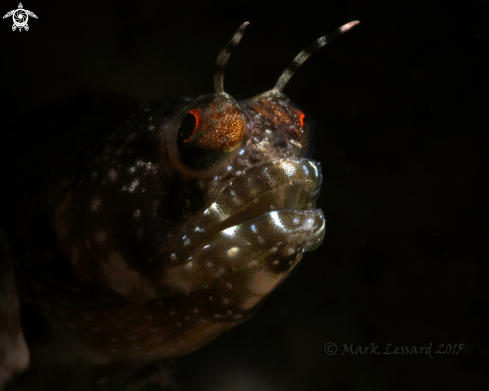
[161,89,325,312]
[40,88,324,359]
[9,21,358,366]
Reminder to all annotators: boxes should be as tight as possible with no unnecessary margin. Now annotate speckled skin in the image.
[0,21,359,390]
[13,89,324,361]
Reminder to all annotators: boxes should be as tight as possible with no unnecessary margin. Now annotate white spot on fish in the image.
[222,226,237,237]
[227,246,239,258]
[281,160,297,177]
[128,179,139,193]
[270,211,285,230]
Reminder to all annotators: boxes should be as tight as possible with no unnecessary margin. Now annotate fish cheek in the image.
[165,244,303,323]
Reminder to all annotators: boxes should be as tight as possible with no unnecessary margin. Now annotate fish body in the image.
[0,21,358,390]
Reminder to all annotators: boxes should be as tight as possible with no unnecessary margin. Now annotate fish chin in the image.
[165,157,325,313]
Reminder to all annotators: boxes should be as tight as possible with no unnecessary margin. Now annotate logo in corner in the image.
[3,3,37,32]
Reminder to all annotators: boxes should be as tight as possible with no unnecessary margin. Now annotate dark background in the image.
[1,0,488,390]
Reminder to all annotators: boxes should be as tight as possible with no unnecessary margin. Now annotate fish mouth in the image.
[166,157,325,299]
[210,157,325,250]
[183,156,325,253]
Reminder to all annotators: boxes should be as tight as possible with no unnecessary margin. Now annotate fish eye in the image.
[174,96,247,172]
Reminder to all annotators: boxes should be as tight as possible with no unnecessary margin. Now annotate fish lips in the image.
[166,157,325,302]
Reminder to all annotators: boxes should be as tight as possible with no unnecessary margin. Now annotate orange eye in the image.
[297,110,306,128]
[176,95,247,171]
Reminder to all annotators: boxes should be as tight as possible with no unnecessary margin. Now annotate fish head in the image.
[18,21,358,361]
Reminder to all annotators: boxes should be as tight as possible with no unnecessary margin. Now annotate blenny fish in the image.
[0,21,358,390]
